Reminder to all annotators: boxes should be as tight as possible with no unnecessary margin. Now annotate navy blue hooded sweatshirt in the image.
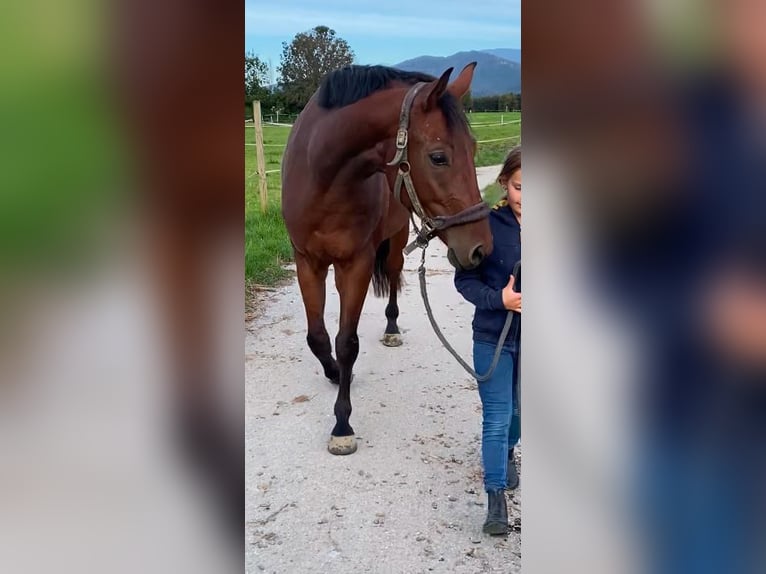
[454,199,520,352]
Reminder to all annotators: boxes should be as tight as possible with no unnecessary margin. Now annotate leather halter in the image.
[387,82,491,255]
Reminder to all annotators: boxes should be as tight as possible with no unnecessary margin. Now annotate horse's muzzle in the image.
[447,245,486,271]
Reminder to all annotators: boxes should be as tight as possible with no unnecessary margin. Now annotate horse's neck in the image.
[310,89,405,184]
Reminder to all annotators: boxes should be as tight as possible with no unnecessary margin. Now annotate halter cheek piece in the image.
[387,82,491,255]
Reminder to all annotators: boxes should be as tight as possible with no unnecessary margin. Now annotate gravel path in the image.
[246,166,520,574]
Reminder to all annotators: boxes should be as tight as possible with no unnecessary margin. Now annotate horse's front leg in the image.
[328,248,374,455]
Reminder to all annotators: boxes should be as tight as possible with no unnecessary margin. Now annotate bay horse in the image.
[281,63,493,455]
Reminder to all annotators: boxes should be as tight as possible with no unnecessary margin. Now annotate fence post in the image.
[253,101,268,213]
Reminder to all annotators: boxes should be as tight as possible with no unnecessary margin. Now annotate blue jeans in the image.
[474,340,519,491]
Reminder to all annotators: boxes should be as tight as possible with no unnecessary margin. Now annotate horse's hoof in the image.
[328,435,357,455]
[382,333,403,347]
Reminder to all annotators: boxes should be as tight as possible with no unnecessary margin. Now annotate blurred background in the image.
[523,0,766,573]
[0,0,243,572]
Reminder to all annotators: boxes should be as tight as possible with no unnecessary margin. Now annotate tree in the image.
[278,25,355,108]
[461,89,473,112]
[472,93,521,112]
[245,51,269,103]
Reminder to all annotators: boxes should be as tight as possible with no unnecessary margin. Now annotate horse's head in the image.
[392,63,493,271]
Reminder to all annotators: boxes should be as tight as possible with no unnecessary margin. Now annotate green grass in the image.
[245,112,520,286]
[469,112,521,166]
[476,140,517,166]
[245,124,292,286]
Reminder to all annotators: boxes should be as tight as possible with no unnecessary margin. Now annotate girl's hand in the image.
[502,275,522,312]
[706,269,766,370]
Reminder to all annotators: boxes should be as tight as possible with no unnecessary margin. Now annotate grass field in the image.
[245,122,291,286]
[246,111,520,286]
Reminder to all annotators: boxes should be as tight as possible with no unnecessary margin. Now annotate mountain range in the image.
[394,49,521,97]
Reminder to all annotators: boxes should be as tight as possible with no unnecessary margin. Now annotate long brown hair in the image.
[497,145,521,187]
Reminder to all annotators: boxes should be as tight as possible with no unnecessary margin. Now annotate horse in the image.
[281,62,493,455]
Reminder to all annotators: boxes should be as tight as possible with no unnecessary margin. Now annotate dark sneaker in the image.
[507,448,519,490]
[482,489,509,535]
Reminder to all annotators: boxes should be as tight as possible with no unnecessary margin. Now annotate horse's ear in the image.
[447,62,477,99]
[423,67,453,111]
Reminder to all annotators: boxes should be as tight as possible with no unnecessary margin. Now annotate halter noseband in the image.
[387,82,491,255]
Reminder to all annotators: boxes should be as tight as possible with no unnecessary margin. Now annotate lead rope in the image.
[417,246,516,382]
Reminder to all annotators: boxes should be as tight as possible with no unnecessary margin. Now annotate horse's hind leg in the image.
[295,252,339,383]
[328,249,374,455]
[382,225,408,348]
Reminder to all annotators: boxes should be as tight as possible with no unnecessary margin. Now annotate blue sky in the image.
[245,0,520,80]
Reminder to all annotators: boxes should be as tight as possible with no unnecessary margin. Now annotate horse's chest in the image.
[288,180,388,261]
[307,208,379,257]
[307,227,367,261]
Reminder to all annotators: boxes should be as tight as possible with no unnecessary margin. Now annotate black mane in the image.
[317,65,469,132]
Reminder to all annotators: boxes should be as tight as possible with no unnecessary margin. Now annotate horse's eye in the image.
[429,152,449,166]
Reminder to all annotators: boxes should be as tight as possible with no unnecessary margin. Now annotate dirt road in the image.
[246,165,520,573]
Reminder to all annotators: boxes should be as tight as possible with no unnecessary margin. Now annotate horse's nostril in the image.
[470,245,485,266]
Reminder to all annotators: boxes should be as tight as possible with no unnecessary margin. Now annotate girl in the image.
[455,146,521,535]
